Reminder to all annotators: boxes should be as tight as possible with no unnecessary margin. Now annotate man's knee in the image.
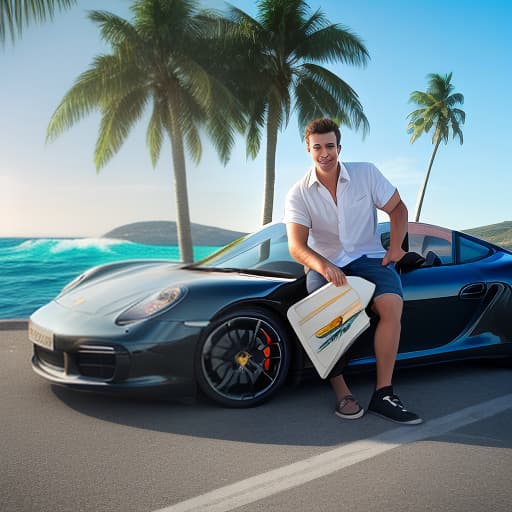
[372,293,403,320]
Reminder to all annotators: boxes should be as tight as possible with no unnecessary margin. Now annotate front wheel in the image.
[195,307,291,407]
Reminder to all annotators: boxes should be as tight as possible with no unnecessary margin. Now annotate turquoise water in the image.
[0,237,219,319]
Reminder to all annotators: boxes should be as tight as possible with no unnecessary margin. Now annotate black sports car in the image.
[29,222,512,407]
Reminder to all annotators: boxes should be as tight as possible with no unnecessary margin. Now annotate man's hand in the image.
[321,261,347,287]
[287,222,347,287]
[382,247,406,267]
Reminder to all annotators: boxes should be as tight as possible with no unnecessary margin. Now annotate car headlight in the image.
[115,286,187,325]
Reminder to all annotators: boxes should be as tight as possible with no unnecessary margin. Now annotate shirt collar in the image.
[307,162,351,188]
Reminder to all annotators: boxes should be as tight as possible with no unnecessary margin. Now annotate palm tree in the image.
[407,72,465,222]
[46,0,245,262]
[1,0,77,45]
[224,0,370,225]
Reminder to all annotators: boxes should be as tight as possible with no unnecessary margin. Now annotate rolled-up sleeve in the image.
[283,183,311,228]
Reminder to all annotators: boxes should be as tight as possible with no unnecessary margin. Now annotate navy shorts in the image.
[306,255,403,299]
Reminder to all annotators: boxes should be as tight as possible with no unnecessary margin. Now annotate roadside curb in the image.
[0,319,28,330]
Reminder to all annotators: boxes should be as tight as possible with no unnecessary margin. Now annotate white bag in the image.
[287,276,375,378]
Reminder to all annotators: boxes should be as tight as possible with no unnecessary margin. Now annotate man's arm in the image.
[380,190,408,266]
[286,222,347,287]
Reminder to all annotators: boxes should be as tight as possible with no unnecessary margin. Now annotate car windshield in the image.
[191,221,459,277]
[190,223,304,277]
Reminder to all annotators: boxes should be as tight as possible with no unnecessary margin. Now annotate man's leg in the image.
[329,369,352,400]
[368,294,422,424]
[306,269,363,418]
[371,293,402,390]
[342,256,403,389]
[342,257,422,424]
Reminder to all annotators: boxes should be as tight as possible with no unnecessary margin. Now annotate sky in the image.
[1,0,511,238]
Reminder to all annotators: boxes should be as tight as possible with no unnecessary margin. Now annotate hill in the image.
[103,221,246,246]
[462,221,512,250]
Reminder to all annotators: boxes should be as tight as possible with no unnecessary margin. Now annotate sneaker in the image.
[368,388,423,425]
[335,395,365,420]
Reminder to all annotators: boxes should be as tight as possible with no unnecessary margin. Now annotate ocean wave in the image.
[14,239,50,250]
[49,238,128,253]
[13,237,128,254]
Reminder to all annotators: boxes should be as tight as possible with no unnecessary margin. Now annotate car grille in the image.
[76,345,116,380]
[34,343,124,381]
[35,345,65,369]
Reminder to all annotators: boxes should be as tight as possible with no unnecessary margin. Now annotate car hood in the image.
[55,260,292,317]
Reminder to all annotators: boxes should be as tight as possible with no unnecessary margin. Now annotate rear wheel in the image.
[195,307,291,407]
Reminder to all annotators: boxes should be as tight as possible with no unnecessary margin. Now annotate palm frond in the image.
[168,87,204,164]
[226,3,261,28]
[94,89,148,170]
[301,8,327,36]
[296,64,369,135]
[256,0,309,32]
[447,92,464,107]
[1,0,77,45]
[407,108,428,121]
[47,53,144,142]
[245,101,266,159]
[409,91,435,107]
[448,111,464,145]
[295,78,344,130]
[131,0,200,36]
[452,108,466,124]
[88,10,142,51]
[183,121,203,164]
[46,64,108,143]
[146,99,166,167]
[296,24,369,66]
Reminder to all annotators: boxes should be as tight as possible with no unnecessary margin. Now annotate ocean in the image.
[0,237,220,319]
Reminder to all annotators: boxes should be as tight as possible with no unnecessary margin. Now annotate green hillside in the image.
[104,221,246,246]
[463,221,512,250]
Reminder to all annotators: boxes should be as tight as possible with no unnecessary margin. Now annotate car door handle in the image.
[459,282,486,299]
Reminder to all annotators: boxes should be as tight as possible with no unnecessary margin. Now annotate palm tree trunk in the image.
[414,138,441,222]
[261,103,279,226]
[167,106,193,263]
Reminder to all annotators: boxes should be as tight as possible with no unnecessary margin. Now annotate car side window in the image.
[379,222,454,265]
[457,236,492,264]
[412,234,453,264]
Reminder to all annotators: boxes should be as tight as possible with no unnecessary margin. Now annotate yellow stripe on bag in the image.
[298,288,351,325]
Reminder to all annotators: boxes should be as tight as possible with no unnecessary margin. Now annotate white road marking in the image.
[154,394,512,512]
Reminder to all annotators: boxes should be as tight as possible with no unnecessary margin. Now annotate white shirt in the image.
[283,162,396,267]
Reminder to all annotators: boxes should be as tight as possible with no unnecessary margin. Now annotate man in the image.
[284,117,422,425]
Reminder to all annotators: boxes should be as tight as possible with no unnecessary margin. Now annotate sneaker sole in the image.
[368,410,423,425]
[335,408,365,420]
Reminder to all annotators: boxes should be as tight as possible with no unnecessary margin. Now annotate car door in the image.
[399,227,494,354]
[344,223,499,363]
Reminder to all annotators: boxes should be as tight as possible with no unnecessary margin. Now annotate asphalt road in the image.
[1,321,512,512]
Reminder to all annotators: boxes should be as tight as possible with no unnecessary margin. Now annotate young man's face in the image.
[307,131,340,174]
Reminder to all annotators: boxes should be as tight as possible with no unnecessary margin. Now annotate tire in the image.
[195,307,291,408]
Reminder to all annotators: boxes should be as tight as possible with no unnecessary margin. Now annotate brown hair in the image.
[304,118,341,149]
